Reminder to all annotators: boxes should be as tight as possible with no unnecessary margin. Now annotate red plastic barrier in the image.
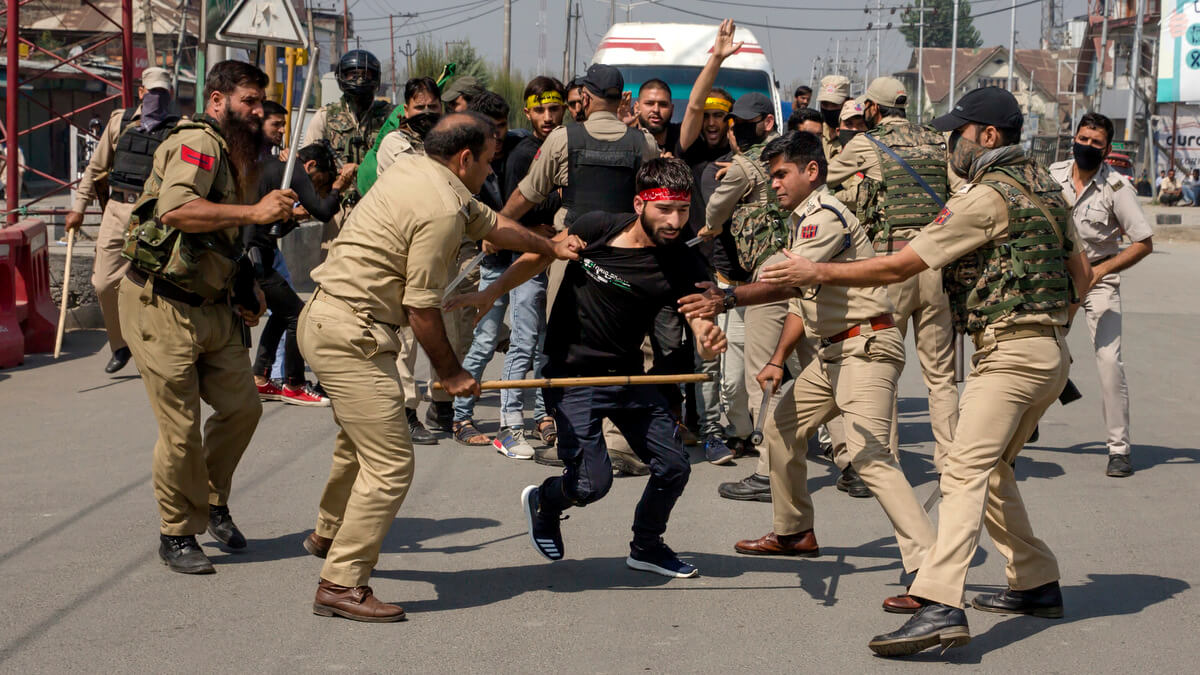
[0,219,57,355]
[0,238,24,367]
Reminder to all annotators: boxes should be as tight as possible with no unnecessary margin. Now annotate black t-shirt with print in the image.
[545,211,712,376]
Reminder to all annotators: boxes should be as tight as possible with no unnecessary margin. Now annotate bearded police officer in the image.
[757,88,1093,657]
[682,131,936,588]
[65,67,178,374]
[119,61,295,574]
[1049,112,1152,478]
[303,50,394,246]
[828,77,959,473]
[297,113,583,622]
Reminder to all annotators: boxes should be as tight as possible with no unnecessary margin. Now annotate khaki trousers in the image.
[118,279,262,536]
[1082,274,1130,456]
[909,330,1068,607]
[766,327,934,572]
[299,292,415,587]
[91,201,134,351]
[887,264,959,470]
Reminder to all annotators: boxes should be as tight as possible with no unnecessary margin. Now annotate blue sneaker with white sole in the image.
[626,540,698,578]
[703,434,734,465]
[521,485,564,560]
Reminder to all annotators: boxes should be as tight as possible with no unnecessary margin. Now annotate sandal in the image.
[536,417,558,445]
[453,420,491,446]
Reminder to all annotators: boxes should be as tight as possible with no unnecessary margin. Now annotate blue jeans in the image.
[1183,184,1198,206]
[500,271,548,427]
[453,257,547,425]
[270,251,291,381]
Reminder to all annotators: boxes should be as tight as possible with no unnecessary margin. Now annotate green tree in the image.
[899,0,983,49]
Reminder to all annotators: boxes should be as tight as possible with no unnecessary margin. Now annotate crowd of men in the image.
[64,17,1155,658]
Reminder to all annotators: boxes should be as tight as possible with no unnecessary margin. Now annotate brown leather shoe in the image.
[734,530,819,557]
[312,579,406,623]
[883,593,922,614]
[303,532,332,558]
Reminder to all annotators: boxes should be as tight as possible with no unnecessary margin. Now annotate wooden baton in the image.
[53,228,76,359]
[432,373,712,391]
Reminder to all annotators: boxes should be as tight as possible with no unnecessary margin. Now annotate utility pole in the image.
[610,0,616,27]
[342,0,349,53]
[835,39,841,77]
[399,40,417,80]
[389,15,397,103]
[538,0,547,76]
[1007,0,1017,90]
[916,0,930,123]
[503,0,512,76]
[563,0,573,82]
[874,0,882,81]
[949,0,960,109]
[572,2,581,77]
[142,0,157,66]
[1096,0,1109,109]
[1125,0,1143,142]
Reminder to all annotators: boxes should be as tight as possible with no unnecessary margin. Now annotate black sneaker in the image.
[424,401,454,432]
[718,473,771,501]
[207,504,247,549]
[406,408,437,445]
[1106,454,1133,478]
[626,539,698,578]
[159,534,215,574]
[521,485,564,560]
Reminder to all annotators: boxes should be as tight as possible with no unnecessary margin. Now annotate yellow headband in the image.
[525,91,565,108]
[704,97,732,113]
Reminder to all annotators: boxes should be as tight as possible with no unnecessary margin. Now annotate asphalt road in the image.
[2,243,1198,672]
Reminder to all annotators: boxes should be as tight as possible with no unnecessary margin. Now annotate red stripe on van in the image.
[707,44,765,55]
[599,39,665,52]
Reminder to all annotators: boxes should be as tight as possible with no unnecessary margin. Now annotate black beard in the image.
[640,213,680,246]
[641,116,666,134]
[220,110,265,199]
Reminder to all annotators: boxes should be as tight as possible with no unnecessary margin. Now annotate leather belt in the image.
[822,314,896,346]
[125,267,215,307]
[112,189,140,204]
[973,324,1058,349]
[872,239,911,253]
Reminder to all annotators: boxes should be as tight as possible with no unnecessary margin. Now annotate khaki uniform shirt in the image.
[313,154,497,327]
[785,185,894,339]
[71,106,141,212]
[151,125,242,217]
[827,117,907,185]
[301,107,331,147]
[821,127,841,161]
[909,181,1082,329]
[517,110,658,226]
[705,133,779,232]
[1049,159,1152,262]
[375,128,424,177]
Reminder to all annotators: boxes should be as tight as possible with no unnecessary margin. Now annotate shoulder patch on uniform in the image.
[803,198,821,216]
[799,223,819,239]
[180,145,215,171]
[1108,175,1125,191]
[534,148,541,160]
[956,183,974,194]
[933,207,953,225]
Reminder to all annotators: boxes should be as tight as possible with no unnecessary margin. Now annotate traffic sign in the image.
[215,0,307,47]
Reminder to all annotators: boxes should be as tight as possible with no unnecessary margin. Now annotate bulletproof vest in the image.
[562,123,643,225]
[729,141,789,271]
[109,110,181,193]
[121,116,245,301]
[324,97,393,168]
[856,120,948,244]
[942,162,1072,335]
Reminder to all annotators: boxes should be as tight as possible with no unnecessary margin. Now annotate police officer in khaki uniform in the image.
[1049,112,1153,478]
[119,61,295,575]
[828,77,959,472]
[828,98,866,206]
[298,113,583,623]
[815,75,851,160]
[693,132,934,581]
[65,67,176,374]
[757,88,1093,657]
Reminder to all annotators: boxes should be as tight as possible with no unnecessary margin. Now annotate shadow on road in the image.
[1032,441,1200,471]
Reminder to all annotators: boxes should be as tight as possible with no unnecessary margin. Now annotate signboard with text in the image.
[1157,0,1200,103]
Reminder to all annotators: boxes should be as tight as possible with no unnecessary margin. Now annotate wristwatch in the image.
[722,287,737,311]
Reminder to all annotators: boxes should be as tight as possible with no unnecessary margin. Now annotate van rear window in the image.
[616,66,774,123]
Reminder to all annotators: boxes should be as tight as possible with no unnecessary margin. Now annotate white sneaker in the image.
[494,427,535,460]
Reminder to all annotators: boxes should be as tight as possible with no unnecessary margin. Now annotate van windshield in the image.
[615,66,774,123]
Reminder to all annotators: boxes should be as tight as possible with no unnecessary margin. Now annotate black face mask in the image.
[1072,142,1105,172]
[732,120,763,149]
[406,112,441,139]
[838,129,862,146]
[821,107,840,129]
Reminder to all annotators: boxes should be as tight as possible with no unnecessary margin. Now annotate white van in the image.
[591,23,783,124]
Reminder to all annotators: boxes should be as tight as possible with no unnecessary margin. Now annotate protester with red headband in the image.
[449,157,727,578]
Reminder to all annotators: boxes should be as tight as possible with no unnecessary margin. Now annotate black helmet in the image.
[336,50,382,97]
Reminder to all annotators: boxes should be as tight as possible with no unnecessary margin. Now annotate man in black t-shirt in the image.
[449,158,727,578]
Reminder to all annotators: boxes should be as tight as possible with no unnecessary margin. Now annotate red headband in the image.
[638,188,692,203]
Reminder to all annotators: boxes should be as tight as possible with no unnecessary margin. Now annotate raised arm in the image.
[679,19,742,153]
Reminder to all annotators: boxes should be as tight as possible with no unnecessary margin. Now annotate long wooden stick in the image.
[432,373,712,391]
[53,228,75,359]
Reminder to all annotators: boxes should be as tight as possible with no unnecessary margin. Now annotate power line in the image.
[652,1,874,30]
[352,0,499,24]
[393,0,521,38]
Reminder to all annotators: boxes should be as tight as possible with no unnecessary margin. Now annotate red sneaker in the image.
[257,379,284,402]
[282,382,331,407]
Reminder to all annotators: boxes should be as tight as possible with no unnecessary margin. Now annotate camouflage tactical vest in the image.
[324,97,393,167]
[730,142,790,271]
[121,116,244,301]
[856,121,948,244]
[941,161,1072,335]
